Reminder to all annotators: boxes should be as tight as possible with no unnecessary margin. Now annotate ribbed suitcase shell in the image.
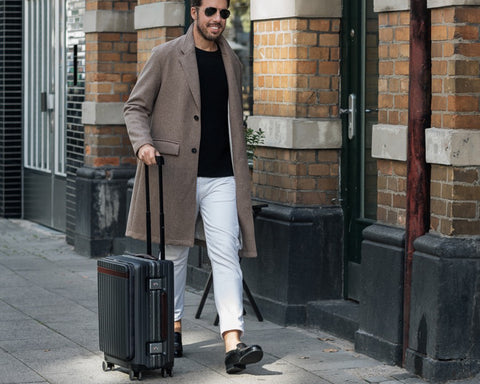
[97,254,174,379]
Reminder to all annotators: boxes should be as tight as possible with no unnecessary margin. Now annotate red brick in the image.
[92,157,120,167]
[310,19,331,32]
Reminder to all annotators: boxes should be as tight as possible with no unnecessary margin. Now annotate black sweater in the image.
[195,47,234,178]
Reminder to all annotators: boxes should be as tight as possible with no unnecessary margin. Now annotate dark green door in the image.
[341,0,379,301]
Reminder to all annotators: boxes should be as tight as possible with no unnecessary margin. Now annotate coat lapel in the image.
[179,25,201,110]
[218,37,243,124]
[218,37,241,100]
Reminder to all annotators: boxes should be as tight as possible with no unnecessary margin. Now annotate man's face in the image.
[192,0,229,42]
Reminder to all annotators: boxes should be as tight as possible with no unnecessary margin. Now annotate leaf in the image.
[323,348,339,353]
[318,337,334,342]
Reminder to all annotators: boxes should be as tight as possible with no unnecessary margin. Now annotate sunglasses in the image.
[202,7,231,19]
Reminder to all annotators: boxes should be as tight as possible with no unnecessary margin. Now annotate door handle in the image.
[340,94,356,140]
[40,92,55,112]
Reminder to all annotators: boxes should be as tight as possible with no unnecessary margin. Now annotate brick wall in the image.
[137,27,183,73]
[377,159,407,227]
[378,11,410,127]
[431,165,480,235]
[85,1,135,11]
[83,125,134,167]
[376,6,480,236]
[84,0,137,168]
[135,0,184,87]
[84,31,137,104]
[429,6,480,236]
[253,18,340,118]
[253,147,339,206]
[431,7,480,130]
[252,17,341,207]
[376,11,409,226]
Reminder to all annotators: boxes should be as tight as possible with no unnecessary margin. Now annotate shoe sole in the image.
[225,345,263,374]
[239,347,263,365]
[226,363,246,374]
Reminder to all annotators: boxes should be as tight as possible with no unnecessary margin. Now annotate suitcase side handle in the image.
[144,156,165,260]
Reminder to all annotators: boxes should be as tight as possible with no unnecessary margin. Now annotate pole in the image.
[403,0,431,364]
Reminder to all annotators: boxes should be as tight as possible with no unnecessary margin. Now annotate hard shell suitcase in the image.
[97,156,174,380]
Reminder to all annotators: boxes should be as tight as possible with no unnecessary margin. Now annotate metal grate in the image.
[65,0,85,244]
[0,0,23,218]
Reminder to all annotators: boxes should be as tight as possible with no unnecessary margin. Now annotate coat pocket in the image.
[153,139,180,156]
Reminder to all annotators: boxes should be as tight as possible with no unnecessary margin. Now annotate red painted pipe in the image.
[403,0,431,364]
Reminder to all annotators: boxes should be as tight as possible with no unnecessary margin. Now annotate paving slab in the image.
[0,350,45,384]
[0,331,79,354]
[0,301,30,321]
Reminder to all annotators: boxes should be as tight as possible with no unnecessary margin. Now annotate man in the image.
[123,0,263,374]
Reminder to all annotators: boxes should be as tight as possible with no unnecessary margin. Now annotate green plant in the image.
[245,127,265,161]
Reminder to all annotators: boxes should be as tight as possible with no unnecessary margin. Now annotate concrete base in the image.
[356,330,403,367]
[74,166,135,257]
[306,300,359,342]
[405,348,480,383]
[355,224,405,366]
[241,203,343,325]
[354,225,480,381]
[404,233,480,382]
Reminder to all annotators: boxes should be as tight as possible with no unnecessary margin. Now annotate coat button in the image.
[191,148,197,154]
[194,115,199,121]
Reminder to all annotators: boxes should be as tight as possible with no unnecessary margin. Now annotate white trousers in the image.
[165,177,244,336]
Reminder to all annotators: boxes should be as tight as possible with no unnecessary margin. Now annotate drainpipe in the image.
[403,0,431,364]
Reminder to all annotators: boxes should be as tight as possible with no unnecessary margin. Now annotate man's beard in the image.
[196,21,224,42]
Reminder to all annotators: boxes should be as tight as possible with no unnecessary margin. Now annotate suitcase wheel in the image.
[102,361,114,372]
[129,370,143,381]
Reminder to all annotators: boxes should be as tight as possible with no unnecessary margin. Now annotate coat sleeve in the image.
[124,47,164,156]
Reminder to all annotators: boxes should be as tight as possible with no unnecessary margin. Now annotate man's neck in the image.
[193,29,219,52]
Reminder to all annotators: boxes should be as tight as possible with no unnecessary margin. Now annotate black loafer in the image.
[225,343,263,374]
[174,332,183,358]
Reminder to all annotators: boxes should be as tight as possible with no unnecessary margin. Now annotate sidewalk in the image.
[0,218,478,384]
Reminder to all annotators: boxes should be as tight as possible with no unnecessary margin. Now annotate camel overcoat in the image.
[124,25,257,258]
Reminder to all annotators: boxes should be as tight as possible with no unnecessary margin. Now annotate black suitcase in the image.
[97,156,174,380]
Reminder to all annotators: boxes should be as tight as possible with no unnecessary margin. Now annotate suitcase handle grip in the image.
[133,253,157,261]
[144,156,166,260]
[156,156,166,261]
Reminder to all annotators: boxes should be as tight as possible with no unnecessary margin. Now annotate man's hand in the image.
[138,144,160,165]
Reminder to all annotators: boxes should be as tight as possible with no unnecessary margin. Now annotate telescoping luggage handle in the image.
[144,155,166,261]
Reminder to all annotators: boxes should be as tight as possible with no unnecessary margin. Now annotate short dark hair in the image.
[191,0,230,8]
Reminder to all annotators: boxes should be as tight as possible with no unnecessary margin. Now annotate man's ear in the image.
[191,7,197,21]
